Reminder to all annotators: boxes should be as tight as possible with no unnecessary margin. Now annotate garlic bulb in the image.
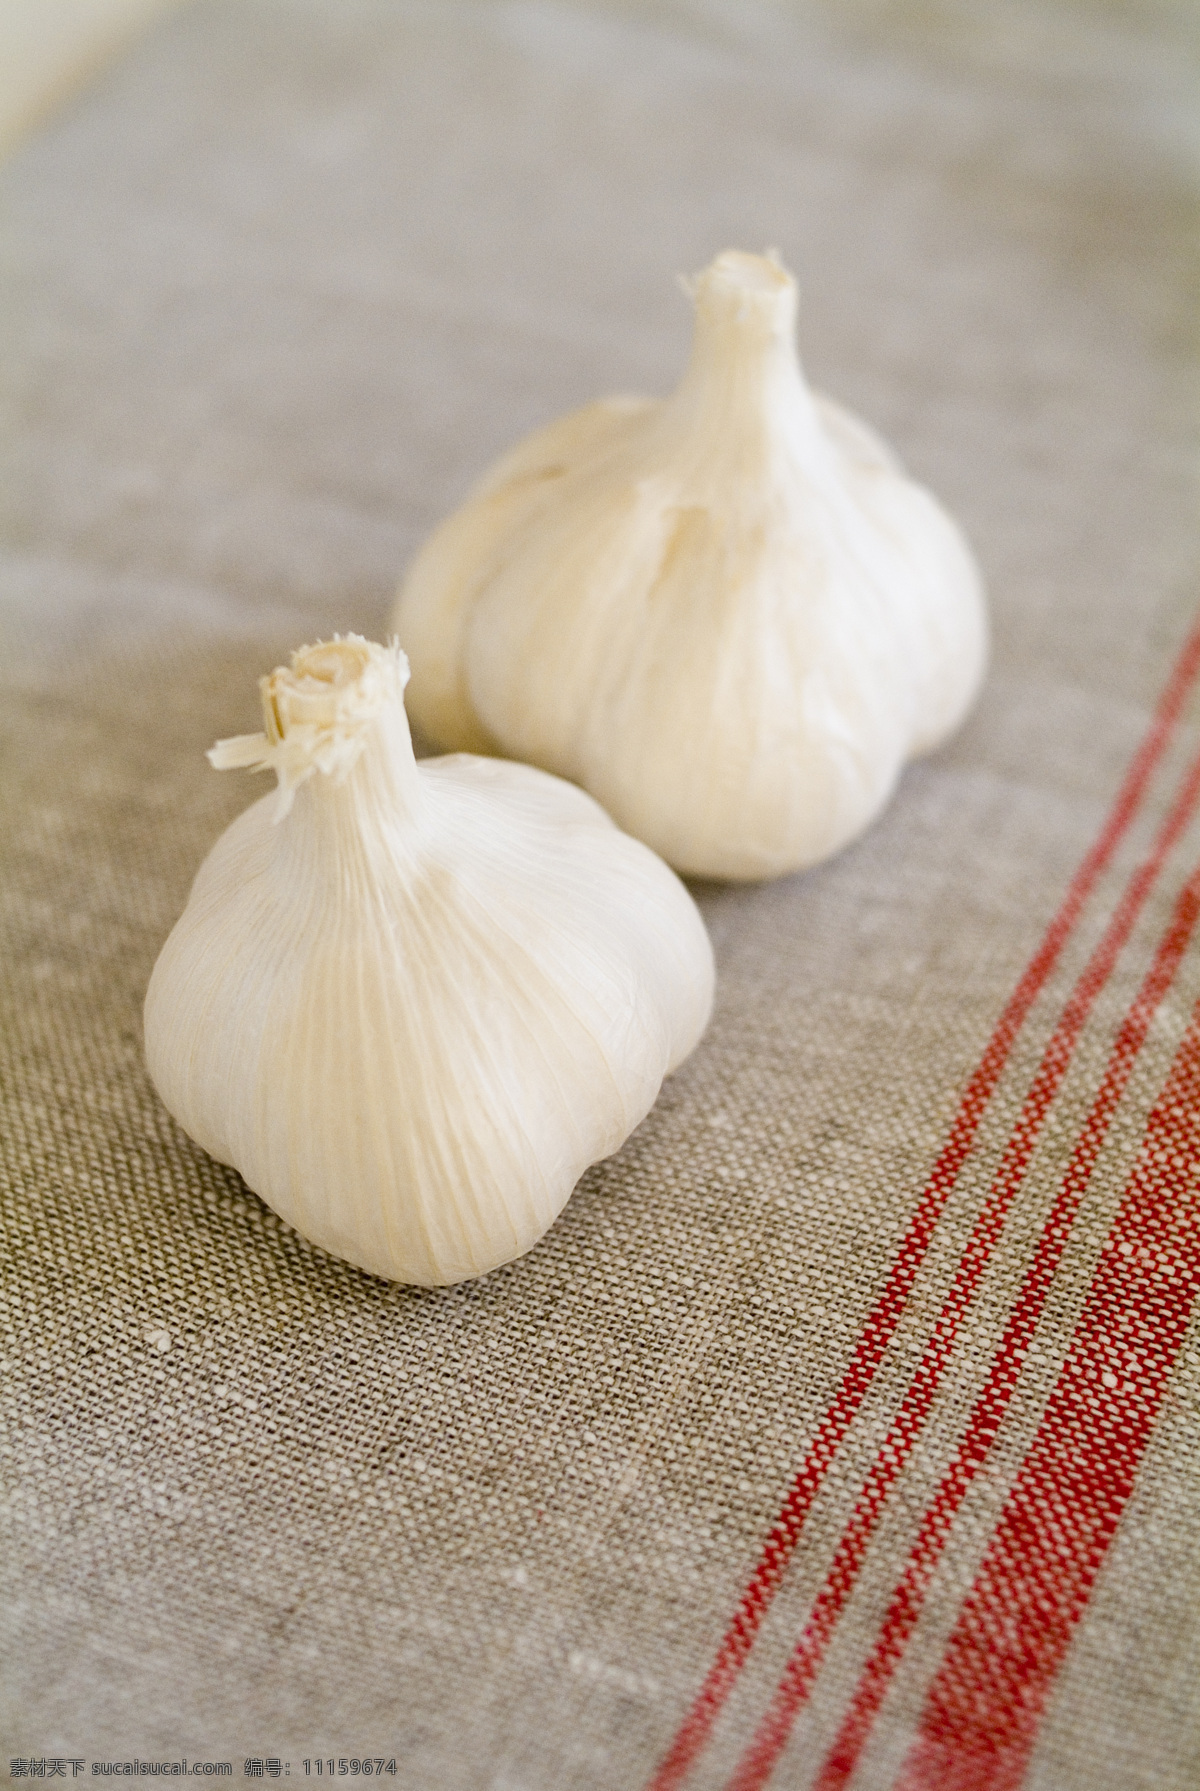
[144,637,713,1287]
[393,250,987,880]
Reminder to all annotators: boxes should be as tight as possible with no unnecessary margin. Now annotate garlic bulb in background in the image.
[393,250,987,881]
[144,637,713,1287]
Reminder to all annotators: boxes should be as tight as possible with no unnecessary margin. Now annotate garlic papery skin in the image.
[392,250,987,881]
[144,637,714,1287]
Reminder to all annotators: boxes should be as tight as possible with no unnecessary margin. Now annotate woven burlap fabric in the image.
[3,1,1199,1786]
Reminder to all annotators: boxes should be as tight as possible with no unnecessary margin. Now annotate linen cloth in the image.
[2,2,1199,1786]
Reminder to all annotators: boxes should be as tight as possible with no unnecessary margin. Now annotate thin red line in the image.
[893,996,1200,1791]
[645,616,1200,1791]
[725,745,1200,1791]
[808,863,1200,1791]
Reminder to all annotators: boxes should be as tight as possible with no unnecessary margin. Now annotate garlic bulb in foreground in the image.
[393,250,987,881]
[144,637,713,1287]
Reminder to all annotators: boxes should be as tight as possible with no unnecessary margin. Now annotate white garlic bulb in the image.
[144,637,713,1287]
[393,250,987,880]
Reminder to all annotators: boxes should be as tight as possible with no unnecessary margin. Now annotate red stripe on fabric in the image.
[808,865,1200,1791]
[894,997,1200,1791]
[646,622,1200,1791]
[723,750,1200,1791]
